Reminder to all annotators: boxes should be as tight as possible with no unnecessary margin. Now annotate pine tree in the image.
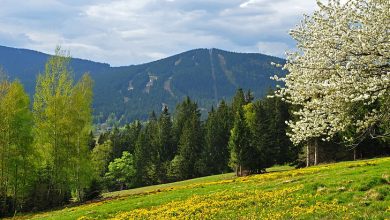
[231,88,246,116]
[122,120,142,155]
[229,106,251,176]
[201,100,233,175]
[176,112,203,179]
[133,131,154,186]
[170,98,203,180]
[156,106,174,182]
[250,101,274,170]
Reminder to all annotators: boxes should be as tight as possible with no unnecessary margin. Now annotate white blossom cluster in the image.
[274,0,389,145]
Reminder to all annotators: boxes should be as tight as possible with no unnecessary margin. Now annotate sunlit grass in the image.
[15,157,390,220]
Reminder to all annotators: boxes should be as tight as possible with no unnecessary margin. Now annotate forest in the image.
[0,47,388,217]
[0,0,389,217]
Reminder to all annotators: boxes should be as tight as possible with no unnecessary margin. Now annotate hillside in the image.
[0,45,285,122]
[17,157,390,219]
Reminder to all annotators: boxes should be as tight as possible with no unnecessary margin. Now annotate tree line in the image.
[92,89,387,194]
[93,88,298,192]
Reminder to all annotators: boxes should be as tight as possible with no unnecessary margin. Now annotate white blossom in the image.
[274,0,389,145]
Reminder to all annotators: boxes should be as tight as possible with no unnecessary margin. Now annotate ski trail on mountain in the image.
[209,48,218,104]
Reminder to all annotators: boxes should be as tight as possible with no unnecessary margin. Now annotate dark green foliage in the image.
[110,127,122,159]
[0,46,285,122]
[88,131,96,151]
[122,121,142,155]
[199,102,232,175]
[97,132,109,145]
[156,107,174,182]
[133,131,156,187]
[229,106,253,176]
[172,98,204,180]
[83,179,102,201]
[231,88,246,116]
[158,107,175,162]
[26,167,71,211]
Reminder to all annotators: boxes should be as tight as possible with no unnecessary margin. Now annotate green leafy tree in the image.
[0,79,34,214]
[104,151,136,190]
[68,74,94,201]
[33,47,94,204]
[91,140,113,177]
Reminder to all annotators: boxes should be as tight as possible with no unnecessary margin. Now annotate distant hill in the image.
[0,45,285,122]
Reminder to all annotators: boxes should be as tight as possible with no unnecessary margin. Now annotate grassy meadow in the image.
[15,157,390,220]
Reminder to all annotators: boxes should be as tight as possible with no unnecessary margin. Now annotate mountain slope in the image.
[0,46,285,121]
[16,157,390,219]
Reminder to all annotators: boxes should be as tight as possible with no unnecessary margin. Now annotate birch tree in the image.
[33,47,94,204]
[0,77,33,213]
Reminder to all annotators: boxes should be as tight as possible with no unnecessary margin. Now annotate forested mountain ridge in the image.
[0,45,285,121]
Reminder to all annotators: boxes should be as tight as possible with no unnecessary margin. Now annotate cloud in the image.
[0,0,317,66]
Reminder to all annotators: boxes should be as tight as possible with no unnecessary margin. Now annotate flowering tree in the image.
[274,0,389,151]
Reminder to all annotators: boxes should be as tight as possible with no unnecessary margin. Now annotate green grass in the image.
[15,158,390,220]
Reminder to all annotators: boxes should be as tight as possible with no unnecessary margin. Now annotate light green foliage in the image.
[243,103,255,128]
[33,47,94,203]
[91,140,113,177]
[105,151,136,190]
[0,78,34,211]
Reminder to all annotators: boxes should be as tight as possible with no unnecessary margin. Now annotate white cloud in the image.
[0,0,317,66]
[256,41,292,58]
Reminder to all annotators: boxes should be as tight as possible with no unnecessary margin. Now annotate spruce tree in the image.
[229,106,251,176]
[201,101,233,175]
[171,98,203,180]
[176,112,203,179]
[157,106,174,182]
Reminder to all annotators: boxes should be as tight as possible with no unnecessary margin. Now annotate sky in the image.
[0,0,317,66]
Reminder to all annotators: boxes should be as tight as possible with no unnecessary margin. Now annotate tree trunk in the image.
[314,138,318,166]
[13,164,18,213]
[306,141,310,167]
[353,148,356,161]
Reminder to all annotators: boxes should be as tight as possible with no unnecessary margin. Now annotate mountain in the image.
[0,45,285,122]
